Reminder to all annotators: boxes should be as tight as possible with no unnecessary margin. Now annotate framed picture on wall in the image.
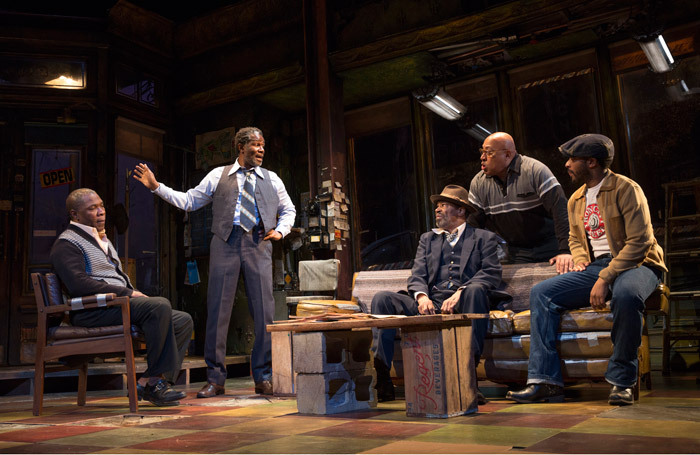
[195,126,236,170]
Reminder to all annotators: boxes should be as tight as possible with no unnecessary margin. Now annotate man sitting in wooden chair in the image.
[50,188,193,407]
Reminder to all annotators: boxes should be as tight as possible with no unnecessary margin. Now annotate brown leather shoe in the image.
[254,379,273,395]
[197,382,225,398]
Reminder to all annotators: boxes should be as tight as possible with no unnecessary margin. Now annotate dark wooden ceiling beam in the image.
[175,63,304,114]
[329,0,639,72]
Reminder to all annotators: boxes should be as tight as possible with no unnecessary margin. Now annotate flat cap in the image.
[558,133,614,161]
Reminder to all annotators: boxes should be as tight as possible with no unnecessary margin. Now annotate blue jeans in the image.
[527,258,661,388]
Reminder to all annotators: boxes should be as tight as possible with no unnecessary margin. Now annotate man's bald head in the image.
[480,132,518,180]
[484,132,516,152]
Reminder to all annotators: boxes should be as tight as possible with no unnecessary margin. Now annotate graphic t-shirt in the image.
[584,176,611,259]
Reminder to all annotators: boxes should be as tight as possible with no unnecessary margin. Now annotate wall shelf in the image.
[662,179,700,375]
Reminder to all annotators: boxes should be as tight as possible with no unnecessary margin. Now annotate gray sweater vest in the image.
[211,165,280,241]
[57,229,132,289]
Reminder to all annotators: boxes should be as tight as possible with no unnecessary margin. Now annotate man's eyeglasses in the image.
[479,148,508,157]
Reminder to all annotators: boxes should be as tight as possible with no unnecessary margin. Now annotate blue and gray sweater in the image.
[50,225,134,297]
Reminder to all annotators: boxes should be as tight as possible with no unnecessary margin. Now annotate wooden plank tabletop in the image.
[267,313,488,333]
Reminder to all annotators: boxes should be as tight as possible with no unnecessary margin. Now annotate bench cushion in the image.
[477,358,610,382]
[296,300,361,317]
[512,308,614,334]
[352,269,412,313]
[483,331,613,359]
[498,262,557,312]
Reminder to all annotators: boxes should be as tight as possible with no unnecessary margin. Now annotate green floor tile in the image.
[223,435,390,454]
[410,423,560,447]
[567,416,700,439]
[48,427,189,447]
[212,415,352,435]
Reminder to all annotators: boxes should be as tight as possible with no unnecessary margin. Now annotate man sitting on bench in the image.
[506,134,666,406]
[371,185,502,403]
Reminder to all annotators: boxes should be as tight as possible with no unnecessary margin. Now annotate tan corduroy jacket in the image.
[568,171,667,284]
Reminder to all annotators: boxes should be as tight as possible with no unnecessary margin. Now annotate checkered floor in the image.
[0,372,699,453]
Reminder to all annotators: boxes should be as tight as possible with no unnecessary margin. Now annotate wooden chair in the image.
[31,272,138,416]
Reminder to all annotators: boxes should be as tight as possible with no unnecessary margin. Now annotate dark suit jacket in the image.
[407,225,502,299]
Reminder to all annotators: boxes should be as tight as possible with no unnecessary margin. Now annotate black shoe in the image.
[506,384,565,404]
[141,379,183,406]
[477,389,488,405]
[374,358,395,402]
[608,385,634,406]
[137,381,186,401]
[375,377,395,402]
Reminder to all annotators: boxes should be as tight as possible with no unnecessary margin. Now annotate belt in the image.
[596,253,612,260]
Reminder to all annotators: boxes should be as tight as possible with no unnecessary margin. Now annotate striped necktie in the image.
[239,168,258,231]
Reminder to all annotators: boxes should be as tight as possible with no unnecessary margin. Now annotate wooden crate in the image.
[401,324,478,418]
[271,331,296,396]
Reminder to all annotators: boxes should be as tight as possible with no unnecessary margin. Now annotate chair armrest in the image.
[67,293,117,310]
[44,295,128,314]
[76,295,129,311]
[44,304,74,314]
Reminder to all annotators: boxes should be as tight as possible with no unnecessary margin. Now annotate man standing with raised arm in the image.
[134,127,296,397]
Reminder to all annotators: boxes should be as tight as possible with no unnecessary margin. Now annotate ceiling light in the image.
[412,86,466,120]
[45,75,82,87]
[636,34,675,73]
[463,123,492,142]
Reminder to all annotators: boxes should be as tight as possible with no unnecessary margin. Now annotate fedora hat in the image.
[430,185,476,213]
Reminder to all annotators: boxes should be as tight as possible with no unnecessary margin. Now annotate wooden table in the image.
[268,313,486,418]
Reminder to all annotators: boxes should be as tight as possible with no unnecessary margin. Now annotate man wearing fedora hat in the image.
[371,184,502,402]
[506,134,666,406]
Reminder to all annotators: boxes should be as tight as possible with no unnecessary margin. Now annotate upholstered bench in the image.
[479,263,669,395]
[273,262,668,399]
[349,263,668,394]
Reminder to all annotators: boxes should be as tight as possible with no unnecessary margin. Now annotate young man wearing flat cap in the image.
[370,184,502,403]
[506,134,666,406]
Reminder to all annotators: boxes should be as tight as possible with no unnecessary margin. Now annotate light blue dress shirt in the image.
[152,160,296,237]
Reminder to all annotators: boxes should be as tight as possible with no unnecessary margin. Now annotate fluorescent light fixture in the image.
[413,85,494,141]
[464,123,492,142]
[637,34,675,73]
[666,79,699,101]
[413,86,466,120]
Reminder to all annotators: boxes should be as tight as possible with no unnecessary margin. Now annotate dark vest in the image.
[211,164,280,241]
[431,233,465,304]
